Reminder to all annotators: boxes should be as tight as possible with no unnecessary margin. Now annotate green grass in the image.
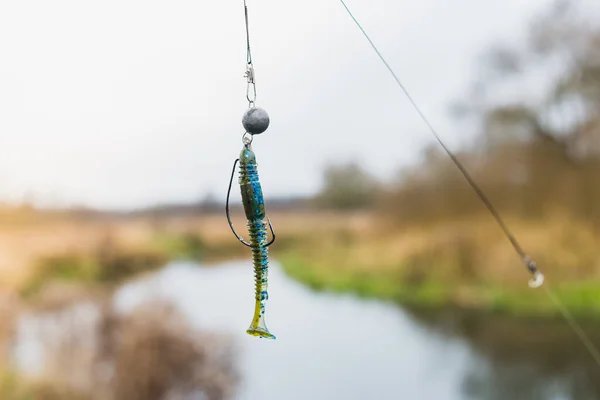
[0,370,88,400]
[21,246,168,298]
[18,214,600,318]
[20,229,255,299]
[152,232,206,262]
[279,252,600,317]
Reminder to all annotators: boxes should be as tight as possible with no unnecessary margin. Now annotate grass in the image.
[20,245,168,299]
[3,212,246,297]
[1,207,599,316]
[0,371,89,400]
[152,232,206,262]
[281,251,600,317]
[275,212,600,317]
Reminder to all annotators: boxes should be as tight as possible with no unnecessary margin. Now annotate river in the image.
[11,260,600,399]
[113,260,600,400]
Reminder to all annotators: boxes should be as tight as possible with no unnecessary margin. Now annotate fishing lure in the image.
[226,115,276,340]
[225,0,277,339]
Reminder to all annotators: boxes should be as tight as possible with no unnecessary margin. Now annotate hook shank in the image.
[226,158,252,247]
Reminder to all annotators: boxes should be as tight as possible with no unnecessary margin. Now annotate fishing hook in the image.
[226,158,276,247]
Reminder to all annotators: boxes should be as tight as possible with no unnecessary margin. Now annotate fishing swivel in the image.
[245,64,256,107]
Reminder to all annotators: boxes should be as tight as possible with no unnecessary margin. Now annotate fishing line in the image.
[543,285,600,367]
[336,0,600,366]
[224,0,277,339]
[337,0,541,286]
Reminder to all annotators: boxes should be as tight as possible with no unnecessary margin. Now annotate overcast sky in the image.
[0,0,556,210]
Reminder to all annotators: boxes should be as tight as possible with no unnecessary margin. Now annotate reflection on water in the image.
[111,260,600,400]
[406,307,600,400]
[114,261,472,400]
[10,260,600,400]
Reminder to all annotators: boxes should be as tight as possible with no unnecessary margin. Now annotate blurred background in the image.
[1,0,599,398]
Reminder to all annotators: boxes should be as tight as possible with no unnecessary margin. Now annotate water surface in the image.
[112,261,600,400]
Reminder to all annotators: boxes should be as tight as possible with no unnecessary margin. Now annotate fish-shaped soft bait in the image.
[226,108,276,339]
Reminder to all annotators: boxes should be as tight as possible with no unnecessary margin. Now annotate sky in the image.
[0,0,555,210]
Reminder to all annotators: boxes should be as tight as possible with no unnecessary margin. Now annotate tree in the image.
[316,162,379,210]
[385,0,600,225]
[454,0,600,162]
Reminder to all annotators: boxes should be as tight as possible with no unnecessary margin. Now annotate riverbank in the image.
[0,208,348,297]
[1,208,598,316]
[274,213,600,317]
[280,251,600,317]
